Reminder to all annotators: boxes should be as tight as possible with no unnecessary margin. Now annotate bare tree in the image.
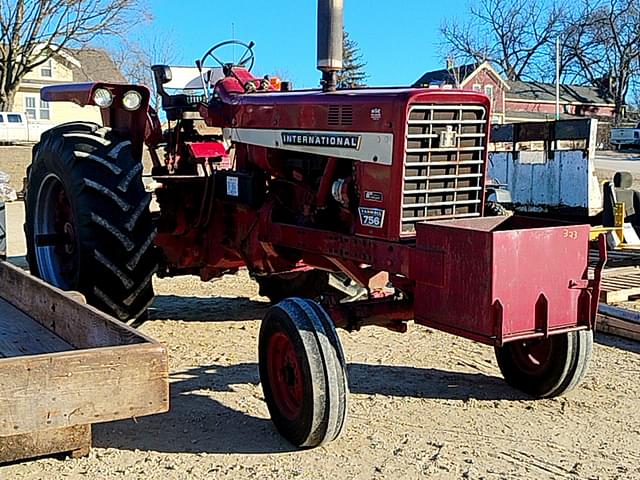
[562,0,640,119]
[111,30,177,108]
[0,0,146,111]
[440,0,567,81]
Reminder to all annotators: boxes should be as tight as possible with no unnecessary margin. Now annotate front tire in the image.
[25,122,157,321]
[495,330,593,398]
[259,298,348,447]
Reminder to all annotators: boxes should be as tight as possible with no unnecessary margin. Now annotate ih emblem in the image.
[439,125,457,148]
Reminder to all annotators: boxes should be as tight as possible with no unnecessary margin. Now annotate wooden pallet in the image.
[599,267,640,303]
[0,260,169,464]
[590,248,640,268]
[597,315,640,341]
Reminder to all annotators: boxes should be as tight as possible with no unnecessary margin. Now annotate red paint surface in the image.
[187,141,228,159]
[412,216,593,345]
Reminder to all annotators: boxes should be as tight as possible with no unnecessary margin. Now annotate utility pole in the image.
[556,36,560,121]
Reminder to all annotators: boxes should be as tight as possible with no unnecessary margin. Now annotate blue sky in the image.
[149,0,467,88]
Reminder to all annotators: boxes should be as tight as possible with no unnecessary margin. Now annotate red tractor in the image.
[24,0,604,447]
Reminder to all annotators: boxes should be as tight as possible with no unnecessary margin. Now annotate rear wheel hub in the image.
[33,174,78,290]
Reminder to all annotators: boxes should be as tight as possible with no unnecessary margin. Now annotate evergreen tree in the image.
[337,31,368,88]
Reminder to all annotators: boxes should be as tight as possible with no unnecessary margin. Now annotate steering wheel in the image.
[199,40,255,72]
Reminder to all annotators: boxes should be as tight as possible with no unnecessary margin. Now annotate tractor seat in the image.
[151,64,224,121]
[602,171,640,229]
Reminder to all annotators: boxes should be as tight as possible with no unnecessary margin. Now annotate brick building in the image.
[414,61,616,124]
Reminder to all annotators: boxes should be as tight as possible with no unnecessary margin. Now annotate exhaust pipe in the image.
[317,0,343,92]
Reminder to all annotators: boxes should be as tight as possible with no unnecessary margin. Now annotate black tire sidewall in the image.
[25,123,156,321]
[495,333,574,398]
[26,131,95,288]
[258,306,318,446]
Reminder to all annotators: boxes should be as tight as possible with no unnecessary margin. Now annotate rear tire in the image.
[259,297,348,447]
[494,330,593,398]
[25,122,157,322]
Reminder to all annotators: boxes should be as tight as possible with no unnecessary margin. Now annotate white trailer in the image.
[488,119,602,217]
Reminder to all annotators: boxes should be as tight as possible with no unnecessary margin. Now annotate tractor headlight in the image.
[93,88,113,108]
[122,90,143,111]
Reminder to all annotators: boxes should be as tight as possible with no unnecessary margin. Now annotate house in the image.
[505,81,615,122]
[414,61,616,124]
[13,48,125,138]
[414,62,510,124]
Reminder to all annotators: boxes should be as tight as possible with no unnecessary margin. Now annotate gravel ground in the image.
[1,150,640,479]
[0,145,30,193]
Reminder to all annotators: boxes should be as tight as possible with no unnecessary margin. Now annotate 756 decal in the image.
[358,207,385,228]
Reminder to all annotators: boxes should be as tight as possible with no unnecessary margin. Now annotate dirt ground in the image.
[1,149,640,480]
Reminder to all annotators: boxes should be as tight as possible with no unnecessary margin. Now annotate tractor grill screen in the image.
[328,105,353,126]
[401,104,486,233]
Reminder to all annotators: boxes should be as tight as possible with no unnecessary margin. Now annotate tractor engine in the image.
[221,91,489,240]
[149,86,490,282]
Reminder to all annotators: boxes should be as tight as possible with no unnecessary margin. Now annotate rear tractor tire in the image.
[259,297,348,447]
[494,330,593,398]
[25,122,157,322]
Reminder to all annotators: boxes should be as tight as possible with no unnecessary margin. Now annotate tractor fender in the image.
[41,82,154,160]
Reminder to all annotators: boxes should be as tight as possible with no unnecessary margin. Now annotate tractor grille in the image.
[401,104,487,234]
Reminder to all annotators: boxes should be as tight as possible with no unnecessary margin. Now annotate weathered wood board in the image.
[0,260,169,463]
[597,315,640,342]
[0,425,91,463]
[0,298,71,357]
[599,267,640,303]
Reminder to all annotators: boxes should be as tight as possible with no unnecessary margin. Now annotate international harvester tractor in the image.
[25,0,605,447]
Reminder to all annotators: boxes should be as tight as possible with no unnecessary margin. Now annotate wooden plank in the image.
[597,267,640,302]
[0,298,72,358]
[590,249,640,268]
[599,303,640,322]
[0,425,91,464]
[0,343,169,436]
[0,201,5,260]
[600,288,640,303]
[597,316,640,342]
[0,261,154,349]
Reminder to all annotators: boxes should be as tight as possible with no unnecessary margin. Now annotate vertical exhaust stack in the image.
[317,0,343,92]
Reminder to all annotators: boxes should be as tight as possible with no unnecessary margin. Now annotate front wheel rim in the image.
[33,173,79,289]
[509,338,554,376]
[267,332,303,421]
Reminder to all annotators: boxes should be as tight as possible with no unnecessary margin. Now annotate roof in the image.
[506,80,614,105]
[504,110,587,122]
[414,61,511,91]
[414,63,479,87]
[63,49,125,83]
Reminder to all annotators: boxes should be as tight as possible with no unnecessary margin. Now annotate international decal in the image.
[281,132,361,150]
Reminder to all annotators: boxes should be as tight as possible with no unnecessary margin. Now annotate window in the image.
[7,114,22,123]
[472,84,482,92]
[41,59,52,78]
[39,99,50,120]
[484,84,495,102]
[25,96,36,120]
[0,115,4,123]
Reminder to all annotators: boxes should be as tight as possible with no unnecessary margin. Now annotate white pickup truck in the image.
[0,112,29,143]
[0,112,50,143]
[611,122,640,149]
